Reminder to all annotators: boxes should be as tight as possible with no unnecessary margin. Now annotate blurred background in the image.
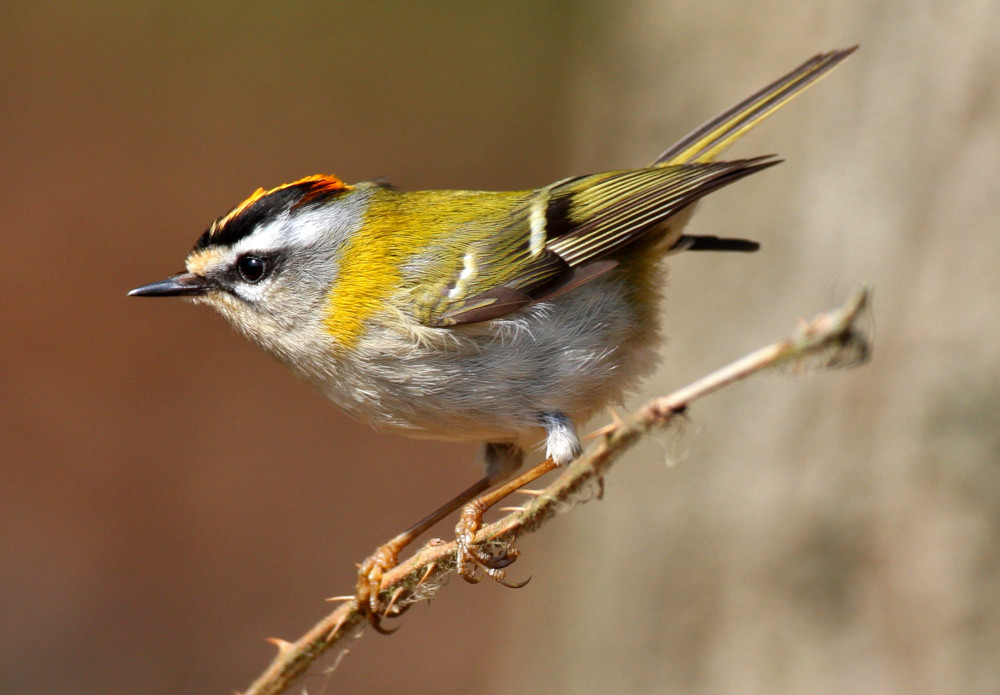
[2,2,998,694]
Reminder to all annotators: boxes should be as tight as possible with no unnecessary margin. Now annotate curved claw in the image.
[368,612,400,635]
[489,569,532,589]
[482,550,519,570]
[460,567,484,584]
[499,574,531,589]
[360,587,409,634]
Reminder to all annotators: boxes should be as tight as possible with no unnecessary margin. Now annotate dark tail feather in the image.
[672,235,760,252]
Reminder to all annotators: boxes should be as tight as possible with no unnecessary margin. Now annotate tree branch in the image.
[241,287,872,695]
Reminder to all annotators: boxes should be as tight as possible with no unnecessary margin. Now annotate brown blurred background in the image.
[2,2,998,694]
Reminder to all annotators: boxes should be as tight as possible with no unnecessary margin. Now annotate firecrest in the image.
[131,48,854,607]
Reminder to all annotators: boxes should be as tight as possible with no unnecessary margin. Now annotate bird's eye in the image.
[236,255,268,284]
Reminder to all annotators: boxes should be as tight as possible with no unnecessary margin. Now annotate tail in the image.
[660,46,856,252]
[656,47,856,166]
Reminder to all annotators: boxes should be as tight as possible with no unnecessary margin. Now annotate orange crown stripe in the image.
[291,174,350,207]
[214,174,348,232]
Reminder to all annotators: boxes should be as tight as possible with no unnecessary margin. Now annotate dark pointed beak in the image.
[128,272,209,297]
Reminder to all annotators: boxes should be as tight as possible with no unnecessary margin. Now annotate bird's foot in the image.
[355,540,409,634]
[454,496,530,587]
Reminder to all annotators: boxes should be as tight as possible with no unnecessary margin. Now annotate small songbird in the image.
[131,47,855,622]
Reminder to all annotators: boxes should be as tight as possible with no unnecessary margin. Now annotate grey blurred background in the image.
[2,2,998,694]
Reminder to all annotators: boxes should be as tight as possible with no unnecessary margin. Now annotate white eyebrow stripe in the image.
[231,215,287,255]
[227,195,368,257]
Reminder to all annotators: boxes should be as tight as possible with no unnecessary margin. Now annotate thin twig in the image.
[241,288,872,695]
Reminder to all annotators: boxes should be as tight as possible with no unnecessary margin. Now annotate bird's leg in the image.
[358,415,581,628]
[455,456,558,585]
[456,414,581,584]
[356,475,491,633]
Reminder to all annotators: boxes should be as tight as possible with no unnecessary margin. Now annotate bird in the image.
[130,47,855,627]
